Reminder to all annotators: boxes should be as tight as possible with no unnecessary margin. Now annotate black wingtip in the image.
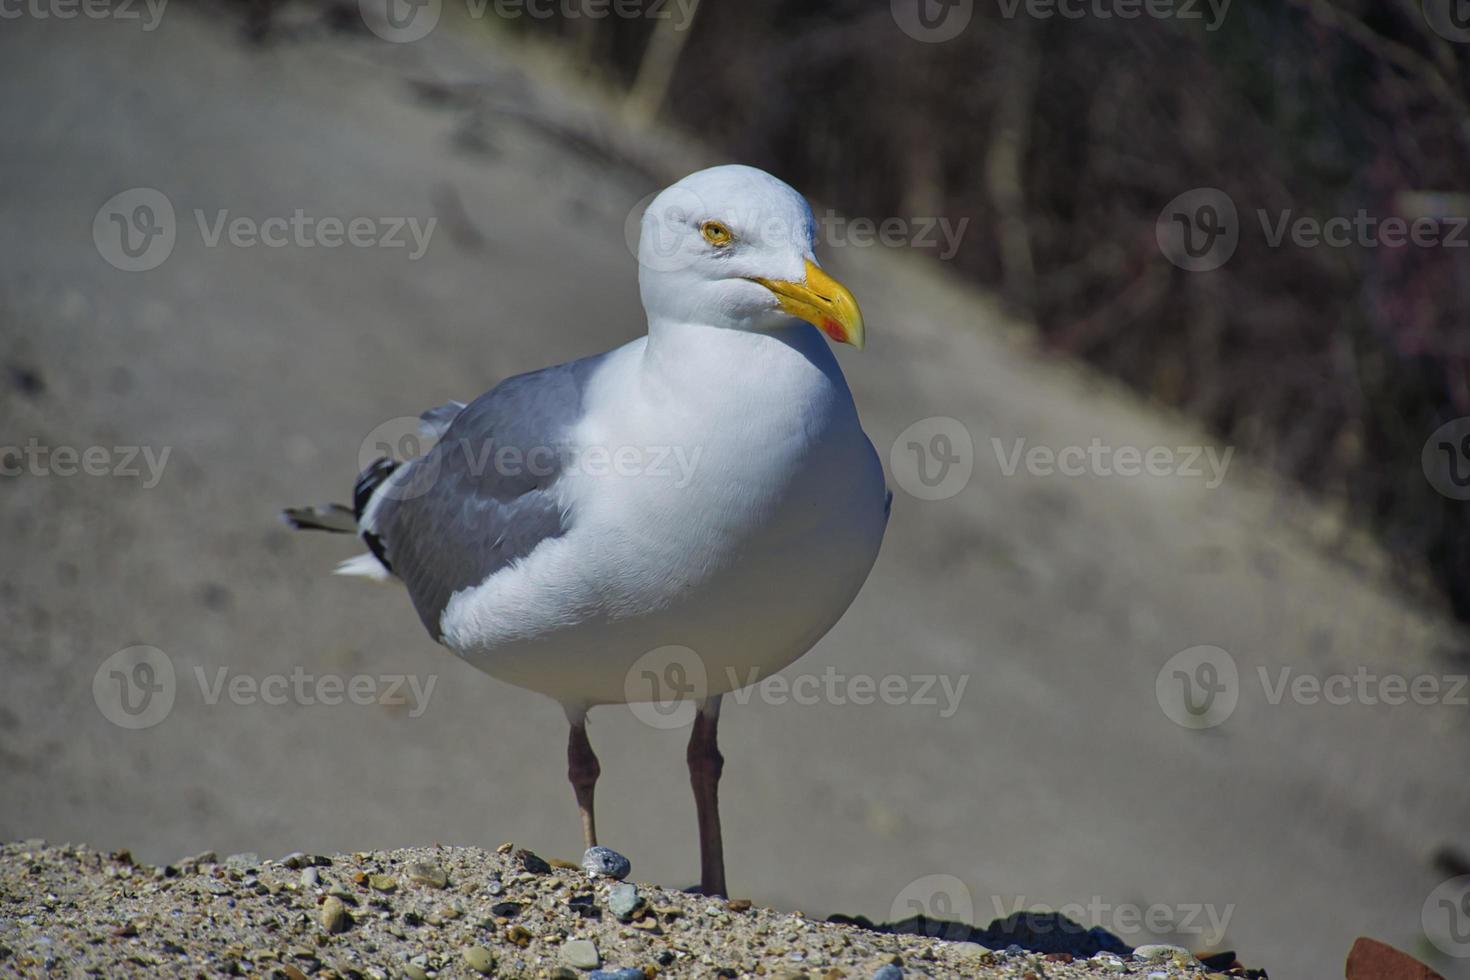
[353,457,400,521]
[281,504,356,533]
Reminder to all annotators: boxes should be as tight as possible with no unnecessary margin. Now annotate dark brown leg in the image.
[568,717,601,849]
[687,695,726,896]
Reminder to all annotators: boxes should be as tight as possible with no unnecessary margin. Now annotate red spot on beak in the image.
[820,319,845,343]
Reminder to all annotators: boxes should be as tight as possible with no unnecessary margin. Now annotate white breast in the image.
[439,323,889,709]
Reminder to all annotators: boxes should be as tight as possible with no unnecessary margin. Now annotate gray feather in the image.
[363,358,595,638]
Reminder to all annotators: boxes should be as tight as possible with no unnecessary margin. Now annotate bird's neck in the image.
[635,316,859,434]
[643,317,841,386]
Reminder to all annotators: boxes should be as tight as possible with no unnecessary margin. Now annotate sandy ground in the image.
[0,840,1240,978]
[1,5,1468,977]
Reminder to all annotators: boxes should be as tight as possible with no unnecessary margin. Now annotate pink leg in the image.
[687,696,727,896]
[568,717,601,848]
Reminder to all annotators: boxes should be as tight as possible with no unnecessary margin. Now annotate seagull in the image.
[284,165,890,896]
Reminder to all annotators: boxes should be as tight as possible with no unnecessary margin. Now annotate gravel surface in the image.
[0,841,1251,979]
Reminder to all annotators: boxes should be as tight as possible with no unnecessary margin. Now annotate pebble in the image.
[320,896,350,934]
[581,846,631,880]
[224,853,259,869]
[561,938,601,969]
[517,849,552,875]
[589,970,645,980]
[1133,943,1193,961]
[300,868,319,888]
[606,883,643,922]
[404,862,448,889]
[462,945,496,975]
[368,874,397,893]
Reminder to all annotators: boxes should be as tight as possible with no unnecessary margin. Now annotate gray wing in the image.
[362,357,597,639]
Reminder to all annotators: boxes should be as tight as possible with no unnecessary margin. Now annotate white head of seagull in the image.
[636,164,866,349]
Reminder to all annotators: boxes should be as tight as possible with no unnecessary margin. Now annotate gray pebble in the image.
[589,970,645,980]
[606,883,643,921]
[581,846,631,880]
[462,945,496,975]
[560,939,601,969]
[871,965,903,980]
[404,861,448,889]
[1133,943,1192,961]
[320,896,350,934]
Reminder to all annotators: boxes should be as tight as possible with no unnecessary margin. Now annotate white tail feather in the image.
[334,553,396,583]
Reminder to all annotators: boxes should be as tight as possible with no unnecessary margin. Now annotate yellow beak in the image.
[750,259,866,350]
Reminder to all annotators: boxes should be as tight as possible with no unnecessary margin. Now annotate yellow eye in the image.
[700,220,733,247]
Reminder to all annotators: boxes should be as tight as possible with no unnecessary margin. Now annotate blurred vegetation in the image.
[255,0,1470,620]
